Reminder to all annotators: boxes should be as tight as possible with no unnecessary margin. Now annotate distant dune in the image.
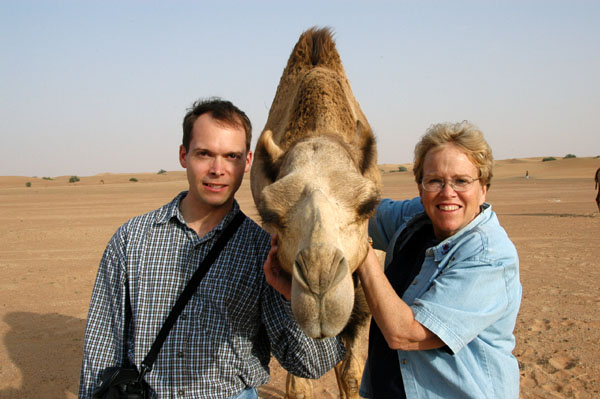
[380,156,600,180]
[3,157,599,189]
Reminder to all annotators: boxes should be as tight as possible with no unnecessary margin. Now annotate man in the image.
[79,98,345,399]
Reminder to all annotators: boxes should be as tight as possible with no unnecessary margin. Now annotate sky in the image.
[1,0,599,177]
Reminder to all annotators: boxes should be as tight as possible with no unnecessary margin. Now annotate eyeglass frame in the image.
[420,176,480,192]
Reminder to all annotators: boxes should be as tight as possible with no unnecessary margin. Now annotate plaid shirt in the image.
[79,192,345,399]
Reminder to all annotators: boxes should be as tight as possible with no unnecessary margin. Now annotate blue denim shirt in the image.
[360,198,521,399]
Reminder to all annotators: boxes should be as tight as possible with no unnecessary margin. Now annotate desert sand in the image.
[1,156,599,398]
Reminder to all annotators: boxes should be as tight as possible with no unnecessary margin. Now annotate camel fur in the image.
[251,27,381,399]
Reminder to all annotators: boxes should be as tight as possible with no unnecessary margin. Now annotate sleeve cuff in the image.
[412,304,465,355]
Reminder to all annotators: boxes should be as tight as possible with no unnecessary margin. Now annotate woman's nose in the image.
[440,180,457,195]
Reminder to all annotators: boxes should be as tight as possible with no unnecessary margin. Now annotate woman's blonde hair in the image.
[413,121,494,188]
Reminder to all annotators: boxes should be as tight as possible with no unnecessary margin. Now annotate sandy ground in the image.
[1,156,599,398]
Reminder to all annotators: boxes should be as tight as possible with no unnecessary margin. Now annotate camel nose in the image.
[291,244,354,338]
[293,245,348,296]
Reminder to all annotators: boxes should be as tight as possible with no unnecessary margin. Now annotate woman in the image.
[358,121,521,398]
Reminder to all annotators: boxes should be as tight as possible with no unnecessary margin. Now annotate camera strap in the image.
[123,278,133,366]
[137,210,247,380]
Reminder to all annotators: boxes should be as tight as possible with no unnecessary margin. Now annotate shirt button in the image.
[401,359,408,365]
[178,389,185,396]
[412,279,418,285]
[181,314,187,320]
[177,351,184,358]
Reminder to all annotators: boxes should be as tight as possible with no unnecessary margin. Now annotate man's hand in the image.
[263,234,292,301]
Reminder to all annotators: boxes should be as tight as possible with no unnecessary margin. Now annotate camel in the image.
[595,167,600,211]
[251,27,381,399]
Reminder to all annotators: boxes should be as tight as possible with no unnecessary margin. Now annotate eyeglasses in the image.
[421,176,479,192]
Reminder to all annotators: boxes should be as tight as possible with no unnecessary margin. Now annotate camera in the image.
[93,366,148,399]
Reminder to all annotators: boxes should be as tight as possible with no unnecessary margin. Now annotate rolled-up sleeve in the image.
[369,198,424,252]
[411,233,517,354]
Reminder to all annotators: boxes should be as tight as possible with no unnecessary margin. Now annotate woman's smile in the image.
[419,145,487,240]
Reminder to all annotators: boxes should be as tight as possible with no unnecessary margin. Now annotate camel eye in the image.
[357,195,378,218]
[257,196,289,229]
[258,205,282,227]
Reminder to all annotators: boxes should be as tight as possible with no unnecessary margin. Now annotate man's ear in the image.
[179,145,187,168]
[245,150,253,173]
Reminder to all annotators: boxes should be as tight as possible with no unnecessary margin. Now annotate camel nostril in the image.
[330,249,348,289]
[293,247,348,296]
[292,258,311,292]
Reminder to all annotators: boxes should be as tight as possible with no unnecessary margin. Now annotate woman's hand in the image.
[263,234,292,301]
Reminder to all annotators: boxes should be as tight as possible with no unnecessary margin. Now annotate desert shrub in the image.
[158,169,167,174]
[42,177,53,180]
[542,157,556,162]
[69,176,80,183]
[129,177,138,182]
[25,182,31,187]
[398,166,408,172]
[564,153,576,159]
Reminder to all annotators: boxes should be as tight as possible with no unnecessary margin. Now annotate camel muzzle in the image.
[290,245,355,338]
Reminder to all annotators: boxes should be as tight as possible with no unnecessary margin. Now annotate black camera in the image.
[93,366,149,399]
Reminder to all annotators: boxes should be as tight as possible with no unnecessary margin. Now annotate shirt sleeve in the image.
[369,198,424,252]
[78,227,129,399]
[411,232,518,354]
[261,283,346,379]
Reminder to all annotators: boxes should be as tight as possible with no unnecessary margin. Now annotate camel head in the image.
[256,132,379,338]
[251,27,381,340]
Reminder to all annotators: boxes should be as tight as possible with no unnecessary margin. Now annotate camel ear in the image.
[256,130,284,183]
[261,130,284,162]
[355,120,376,176]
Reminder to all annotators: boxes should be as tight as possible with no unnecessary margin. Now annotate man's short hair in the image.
[182,97,252,152]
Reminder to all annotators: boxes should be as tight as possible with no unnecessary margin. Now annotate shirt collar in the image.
[156,191,188,225]
[155,190,242,232]
[429,202,492,259]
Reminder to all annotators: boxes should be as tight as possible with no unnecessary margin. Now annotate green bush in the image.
[25,181,31,187]
[129,177,138,182]
[69,176,80,183]
[157,169,167,174]
[542,157,556,162]
[564,153,576,159]
[42,177,53,180]
[398,166,408,172]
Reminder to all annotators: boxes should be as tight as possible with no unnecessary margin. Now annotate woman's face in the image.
[418,145,487,240]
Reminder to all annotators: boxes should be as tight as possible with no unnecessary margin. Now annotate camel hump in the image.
[286,26,343,73]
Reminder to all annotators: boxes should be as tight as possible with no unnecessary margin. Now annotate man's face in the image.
[179,113,251,213]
